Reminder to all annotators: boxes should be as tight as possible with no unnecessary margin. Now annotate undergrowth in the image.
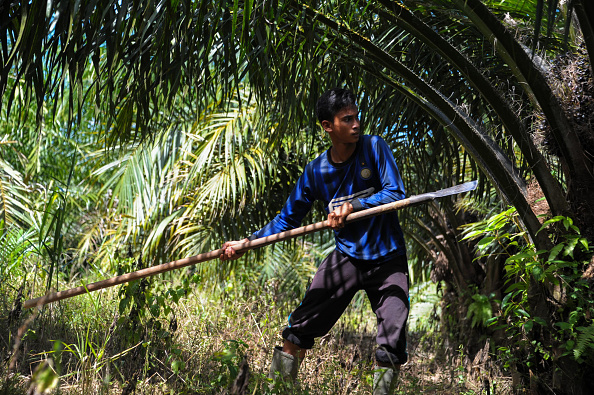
[0,270,513,394]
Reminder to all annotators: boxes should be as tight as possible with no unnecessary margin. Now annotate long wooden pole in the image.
[23,181,477,309]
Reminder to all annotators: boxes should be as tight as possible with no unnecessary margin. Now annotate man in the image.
[221,88,409,394]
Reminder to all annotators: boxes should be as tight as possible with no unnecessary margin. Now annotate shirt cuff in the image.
[351,198,364,212]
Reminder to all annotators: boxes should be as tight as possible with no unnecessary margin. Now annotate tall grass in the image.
[1,263,513,394]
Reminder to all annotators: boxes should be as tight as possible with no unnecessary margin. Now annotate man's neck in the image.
[330,143,357,163]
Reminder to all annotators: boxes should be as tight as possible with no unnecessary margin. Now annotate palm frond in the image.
[0,143,32,227]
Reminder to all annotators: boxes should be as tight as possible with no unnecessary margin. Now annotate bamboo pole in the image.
[23,181,477,309]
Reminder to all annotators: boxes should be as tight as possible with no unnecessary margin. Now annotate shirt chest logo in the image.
[360,167,372,179]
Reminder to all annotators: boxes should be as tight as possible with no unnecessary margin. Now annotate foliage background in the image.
[1,0,593,393]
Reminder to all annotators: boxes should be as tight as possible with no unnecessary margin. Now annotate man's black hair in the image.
[316,88,357,124]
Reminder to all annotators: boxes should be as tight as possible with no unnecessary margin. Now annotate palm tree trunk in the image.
[574,0,594,75]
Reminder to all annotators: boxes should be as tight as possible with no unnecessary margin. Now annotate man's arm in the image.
[220,201,352,261]
[351,136,405,211]
[220,167,316,261]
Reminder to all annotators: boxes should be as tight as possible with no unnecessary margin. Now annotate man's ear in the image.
[321,119,333,133]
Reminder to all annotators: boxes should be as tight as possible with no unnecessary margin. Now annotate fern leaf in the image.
[574,323,594,359]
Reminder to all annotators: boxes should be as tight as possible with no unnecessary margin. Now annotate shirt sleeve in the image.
[351,136,405,210]
[250,166,315,239]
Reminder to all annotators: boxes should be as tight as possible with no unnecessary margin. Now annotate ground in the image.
[1,282,514,394]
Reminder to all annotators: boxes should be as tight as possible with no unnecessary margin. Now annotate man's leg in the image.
[373,366,399,395]
[268,342,302,383]
[269,249,363,382]
[363,254,409,394]
[283,339,306,359]
[267,339,306,382]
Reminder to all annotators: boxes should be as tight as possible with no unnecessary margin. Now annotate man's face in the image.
[322,105,360,144]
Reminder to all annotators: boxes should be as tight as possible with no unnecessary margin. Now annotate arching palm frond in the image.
[82,89,316,275]
[171,92,318,259]
[450,0,589,182]
[0,145,31,227]
[0,220,36,283]
[3,1,592,232]
[83,125,185,268]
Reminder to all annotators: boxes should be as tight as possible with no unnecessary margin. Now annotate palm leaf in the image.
[0,142,33,227]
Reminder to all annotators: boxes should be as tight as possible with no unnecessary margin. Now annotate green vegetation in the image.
[2,0,594,394]
[3,270,509,394]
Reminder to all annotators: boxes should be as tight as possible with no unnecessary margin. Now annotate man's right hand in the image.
[220,238,250,261]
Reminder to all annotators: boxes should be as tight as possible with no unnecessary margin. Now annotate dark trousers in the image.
[282,249,409,365]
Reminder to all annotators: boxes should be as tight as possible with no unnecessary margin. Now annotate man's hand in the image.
[327,202,353,229]
[220,238,250,261]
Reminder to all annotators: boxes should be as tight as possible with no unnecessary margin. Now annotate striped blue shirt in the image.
[251,135,406,261]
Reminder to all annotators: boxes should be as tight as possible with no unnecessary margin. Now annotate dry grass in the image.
[1,281,514,394]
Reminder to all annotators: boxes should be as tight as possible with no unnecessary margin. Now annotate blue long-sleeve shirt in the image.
[251,135,406,261]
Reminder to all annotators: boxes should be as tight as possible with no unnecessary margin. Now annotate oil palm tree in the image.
[3,0,593,392]
[3,0,592,243]
[80,87,323,288]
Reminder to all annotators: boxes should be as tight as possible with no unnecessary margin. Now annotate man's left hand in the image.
[328,202,353,229]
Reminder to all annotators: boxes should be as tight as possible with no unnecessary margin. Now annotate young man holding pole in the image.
[221,88,409,394]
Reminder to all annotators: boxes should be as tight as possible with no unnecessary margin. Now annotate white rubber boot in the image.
[373,366,399,395]
[268,346,299,382]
